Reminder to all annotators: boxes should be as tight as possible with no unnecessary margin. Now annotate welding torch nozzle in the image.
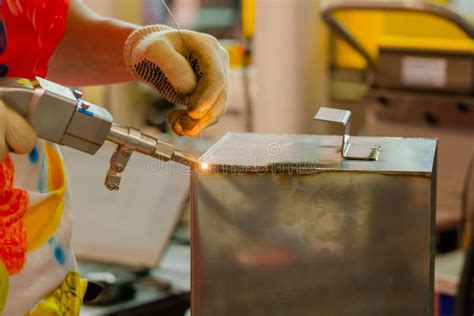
[107,123,200,168]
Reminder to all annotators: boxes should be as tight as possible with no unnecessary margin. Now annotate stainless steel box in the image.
[191,133,437,316]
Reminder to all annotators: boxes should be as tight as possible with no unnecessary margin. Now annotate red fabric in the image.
[0,0,70,78]
[0,156,27,275]
[0,0,70,275]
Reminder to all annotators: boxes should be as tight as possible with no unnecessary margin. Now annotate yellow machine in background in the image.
[323,0,474,238]
[332,2,472,69]
[323,3,474,313]
[242,0,255,39]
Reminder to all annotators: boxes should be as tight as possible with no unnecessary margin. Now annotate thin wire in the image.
[161,0,191,62]
[161,0,205,154]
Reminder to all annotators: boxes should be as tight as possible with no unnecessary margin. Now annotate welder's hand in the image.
[124,25,229,136]
[0,99,37,161]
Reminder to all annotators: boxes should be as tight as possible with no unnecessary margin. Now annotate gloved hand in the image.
[0,100,37,161]
[124,25,229,136]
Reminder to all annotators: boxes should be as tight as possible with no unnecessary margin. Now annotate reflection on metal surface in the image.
[314,107,381,161]
[197,133,435,175]
[191,133,437,316]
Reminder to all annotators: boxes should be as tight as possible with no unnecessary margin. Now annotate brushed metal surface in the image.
[200,133,436,174]
[192,133,437,316]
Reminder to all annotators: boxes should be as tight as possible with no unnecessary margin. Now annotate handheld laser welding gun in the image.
[0,77,199,191]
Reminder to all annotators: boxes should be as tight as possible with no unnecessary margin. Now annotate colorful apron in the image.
[0,1,87,315]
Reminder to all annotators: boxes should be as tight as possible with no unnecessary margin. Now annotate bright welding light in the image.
[200,162,209,170]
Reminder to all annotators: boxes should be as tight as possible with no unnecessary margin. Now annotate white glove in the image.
[0,99,37,161]
[124,25,229,136]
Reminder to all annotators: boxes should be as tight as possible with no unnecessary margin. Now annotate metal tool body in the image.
[0,77,199,190]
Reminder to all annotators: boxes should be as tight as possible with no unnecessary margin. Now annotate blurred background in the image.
[65,0,473,315]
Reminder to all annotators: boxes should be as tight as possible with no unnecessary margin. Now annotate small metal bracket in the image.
[314,107,381,161]
[104,145,133,191]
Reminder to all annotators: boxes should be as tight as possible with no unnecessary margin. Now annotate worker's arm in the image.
[48,0,229,136]
[47,0,137,86]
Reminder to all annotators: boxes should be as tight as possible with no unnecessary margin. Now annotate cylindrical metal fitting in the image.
[107,123,199,169]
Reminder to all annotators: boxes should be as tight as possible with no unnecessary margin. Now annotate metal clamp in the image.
[104,124,199,191]
[104,146,133,191]
[314,107,381,161]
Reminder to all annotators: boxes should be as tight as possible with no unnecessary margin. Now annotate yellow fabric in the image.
[26,272,87,316]
[0,261,8,313]
[15,79,37,87]
[24,143,66,251]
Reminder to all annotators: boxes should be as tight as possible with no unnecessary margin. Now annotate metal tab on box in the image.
[314,107,381,161]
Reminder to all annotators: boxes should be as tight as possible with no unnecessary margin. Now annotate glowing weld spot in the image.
[200,162,209,171]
